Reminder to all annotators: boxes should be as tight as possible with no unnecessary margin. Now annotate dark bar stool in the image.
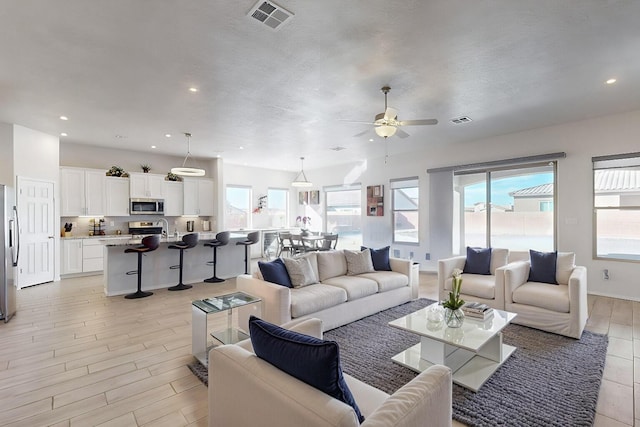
[124,235,160,299]
[204,231,230,283]
[168,233,199,291]
[236,231,260,274]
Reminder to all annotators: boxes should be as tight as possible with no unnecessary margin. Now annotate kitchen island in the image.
[102,232,250,296]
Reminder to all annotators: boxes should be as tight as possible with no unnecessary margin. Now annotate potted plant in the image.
[442,268,465,327]
[141,164,151,173]
[165,171,182,182]
[106,165,127,177]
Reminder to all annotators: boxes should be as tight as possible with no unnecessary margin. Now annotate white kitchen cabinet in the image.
[129,173,164,199]
[82,239,104,272]
[61,238,83,275]
[183,178,214,216]
[105,177,130,216]
[60,167,106,216]
[163,181,184,216]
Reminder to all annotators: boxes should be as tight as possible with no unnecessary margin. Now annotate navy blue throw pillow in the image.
[361,246,392,271]
[249,316,364,423]
[528,250,558,285]
[258,258,293,288]
[463,247,492,275]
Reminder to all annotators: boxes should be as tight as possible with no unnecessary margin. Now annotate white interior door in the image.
[17,177,55,288]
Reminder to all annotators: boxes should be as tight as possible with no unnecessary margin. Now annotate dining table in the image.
[291,234,325,251]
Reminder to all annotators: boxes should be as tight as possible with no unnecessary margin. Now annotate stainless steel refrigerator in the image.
[0,184,19,323]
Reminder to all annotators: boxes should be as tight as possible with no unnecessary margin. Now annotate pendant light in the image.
[171,132,205,177]
[291,157,313,187]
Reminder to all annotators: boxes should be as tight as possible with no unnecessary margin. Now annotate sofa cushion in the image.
[290,284,348,318]
[258,258,292,288]
[298,252,320,283]
[512,282,570,313]
[556,252,576,285]
[489,248,509,275]
[322,276,379,300]
[358,271,408,292]
[316,250,348,282]
[345,249,375,276]
[283,257,318,288]
[528,250,558,285]
[249,316,364,423]
[361,246,392,271]
[463,247,492,275]
[458,273,496,299]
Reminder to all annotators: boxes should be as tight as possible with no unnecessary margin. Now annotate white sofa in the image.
[237,250,417,331]
[208,318,452,427]
[438,248,510,310]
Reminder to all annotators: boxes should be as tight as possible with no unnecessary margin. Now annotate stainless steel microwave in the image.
[130,198,164,215]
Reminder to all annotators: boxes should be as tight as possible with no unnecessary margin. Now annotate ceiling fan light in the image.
[375,125,397,138]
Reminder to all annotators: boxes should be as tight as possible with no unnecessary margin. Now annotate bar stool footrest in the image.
[126,270,138,275]
[169,265,180,270]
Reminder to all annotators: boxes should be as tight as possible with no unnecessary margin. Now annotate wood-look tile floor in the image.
[0,272,636,426]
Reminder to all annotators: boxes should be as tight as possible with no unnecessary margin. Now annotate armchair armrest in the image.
[437,256,466,301]
[503,261,530,303]
[237,274,292,325]
[363,365,452,427]
[389,257,417,298]
[568,266,588,338]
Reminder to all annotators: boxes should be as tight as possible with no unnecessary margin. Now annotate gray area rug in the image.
[189,299,608,426]
[324,299,608,427]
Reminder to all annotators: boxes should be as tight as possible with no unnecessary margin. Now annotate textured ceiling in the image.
[1,1,639,171]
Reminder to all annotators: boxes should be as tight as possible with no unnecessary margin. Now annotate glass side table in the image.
[191,291,262,366]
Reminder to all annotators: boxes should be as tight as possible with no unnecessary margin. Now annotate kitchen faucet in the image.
[158,218,169,237]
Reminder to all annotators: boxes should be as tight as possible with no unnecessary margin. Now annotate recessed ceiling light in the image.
[165,134,172,138]
[216,154,221,158]
[60,132,67,137]
[115,135,126,139]
[605,78,617,85]
[369,138,374,142]
[60,115,68,121]
[189,87,198,92]
[239,146,244,150]
[151,145,157,149]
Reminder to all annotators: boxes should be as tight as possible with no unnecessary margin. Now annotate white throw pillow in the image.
[556,252,576,285]
[283,257,318,288]
[344,248,375,276]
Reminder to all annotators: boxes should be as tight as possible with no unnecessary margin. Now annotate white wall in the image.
[0,123,14,187]
[302,109,640,301]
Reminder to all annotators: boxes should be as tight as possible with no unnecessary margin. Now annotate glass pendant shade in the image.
[375,125,397,138]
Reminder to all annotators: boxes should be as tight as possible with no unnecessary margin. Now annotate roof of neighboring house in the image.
[509,170,640,198]
[509,184,554,198]
[594,169,640,193]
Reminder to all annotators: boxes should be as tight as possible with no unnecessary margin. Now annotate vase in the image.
[444,307,465,328]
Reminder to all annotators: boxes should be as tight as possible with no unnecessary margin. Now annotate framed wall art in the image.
[367,185,384,216]
[298,191,309,205]
[309,190,320,205]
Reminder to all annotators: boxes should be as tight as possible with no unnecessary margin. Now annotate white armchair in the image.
[438,248,509,310]
[503,253,588,339]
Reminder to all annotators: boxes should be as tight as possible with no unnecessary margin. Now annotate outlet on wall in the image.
[425,253,431,260]
[603,269,609,280]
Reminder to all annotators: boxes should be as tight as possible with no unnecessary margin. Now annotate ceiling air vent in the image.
[248,1,294,31]
[451,116,472,124]
[330,146,346,152]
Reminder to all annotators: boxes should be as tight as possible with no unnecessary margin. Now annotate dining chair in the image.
[277,232,295,257]
[317,233,338,251]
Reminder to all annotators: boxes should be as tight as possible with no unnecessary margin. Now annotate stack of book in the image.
[462,302,494,320]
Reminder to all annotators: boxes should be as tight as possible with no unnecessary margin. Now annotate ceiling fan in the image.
[352,86,438,139]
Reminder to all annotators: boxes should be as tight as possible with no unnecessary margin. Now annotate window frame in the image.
[592,152,640,263]
[391,177,420,245]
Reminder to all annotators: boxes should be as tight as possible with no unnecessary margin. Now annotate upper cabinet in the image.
[105,177,130,216]
[183,178,214,216]
[129,173,164,199]
[162,180,184,216]
[60,167,105,216]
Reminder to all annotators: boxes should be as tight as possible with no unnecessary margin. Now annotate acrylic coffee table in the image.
[388,303,517,392]
[191,291,261,366]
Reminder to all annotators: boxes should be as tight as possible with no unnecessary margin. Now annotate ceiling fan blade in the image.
[384,107,398,121]
[395,128,410,138]
[399,118,438,126]
[353,129,371,137]
[340,119,376,125]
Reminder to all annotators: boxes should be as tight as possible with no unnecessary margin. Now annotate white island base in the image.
[103,233,250,296]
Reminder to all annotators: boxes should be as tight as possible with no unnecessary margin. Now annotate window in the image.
[391,177,419,244]
[453,162,556,252]
[225,185,251,229]
[324,184,361,250]
[267,188,288,227]
[593,153,640,262]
